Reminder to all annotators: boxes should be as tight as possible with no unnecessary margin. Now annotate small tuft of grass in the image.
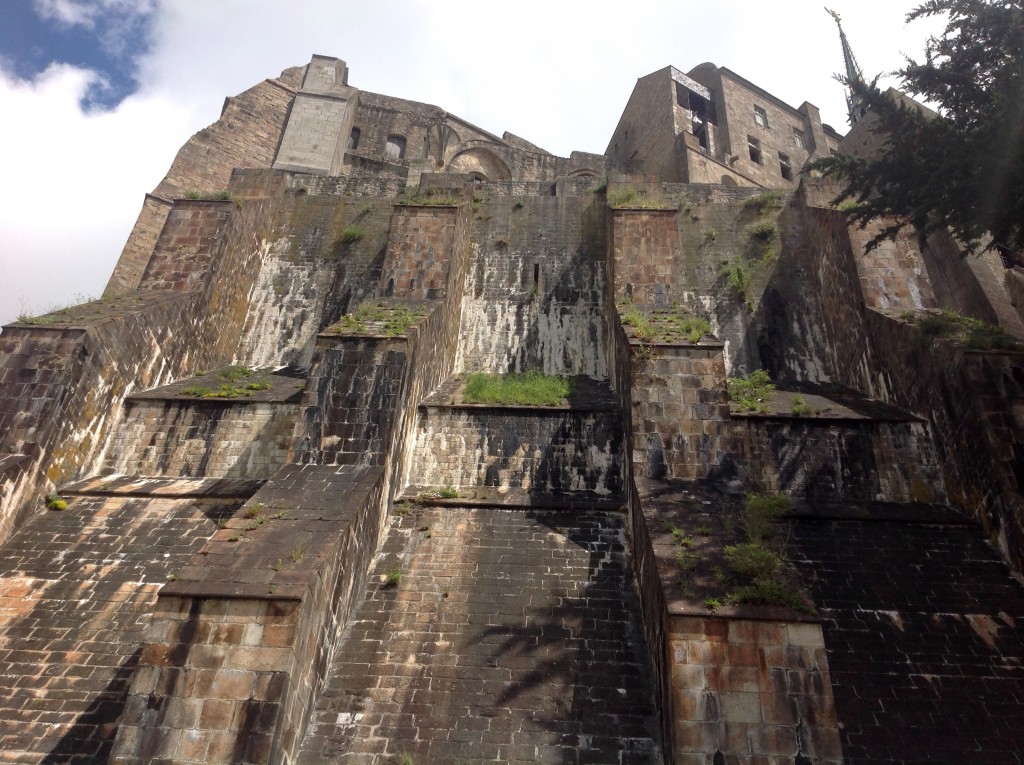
[384,569,402,588]
[743,493,792,543]
[722,260,752,301]
[439,486,459,499]
[338,225,365,244]
[742,189,784,214]
[290,546,307,563]
[608,186,666,209]
[462,372,574,407]
[748,221,778,243]
[727,370,775,413]
[332,300,424,338]
[904,309,1021,351]
[45,493,67,511]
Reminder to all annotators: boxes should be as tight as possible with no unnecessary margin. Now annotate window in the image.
[779,152,793,181]
[348,127,360,151]
[384,134,406,160]
[793,128,805,149]
[748,136,762,165]
[754,105,768,128]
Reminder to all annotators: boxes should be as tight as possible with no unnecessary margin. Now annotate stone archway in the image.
[447,147,512,180]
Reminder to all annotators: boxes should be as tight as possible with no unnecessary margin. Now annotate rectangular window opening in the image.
[779,152,792,181]
[748,136,762,165]
[793,128,805,149]
[754,105,768,128]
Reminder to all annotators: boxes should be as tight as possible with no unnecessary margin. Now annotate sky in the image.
[0,0,948,325]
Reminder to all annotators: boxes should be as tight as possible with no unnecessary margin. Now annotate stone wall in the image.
[628,341,733,482]
[408,405,623,495]
[669,615,842,764]
[233,182,395,370]
[610,208,680,307]
[457,193,608,377]
[0,185,283,542]
[731,417,945,503]
[0,480,249,763]
[296,334,409,466]
[606,67,681,180]
[798,188,1024,571]
[847,219,937,312]
[381,205,462,300]
[108,69,302,296]
[0,293,202,543]
[107,400,299,480]
[139,201,235,292]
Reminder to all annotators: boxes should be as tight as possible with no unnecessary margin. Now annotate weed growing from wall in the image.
[900,308,1021,350]
[727,370,775,413]
[608,187,667,209]
[619,300,712,344]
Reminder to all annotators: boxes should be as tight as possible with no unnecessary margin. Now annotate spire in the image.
[826,8,866,125]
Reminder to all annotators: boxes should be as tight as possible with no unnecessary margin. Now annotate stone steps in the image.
[0,486,248,763]
[295,506,663,764]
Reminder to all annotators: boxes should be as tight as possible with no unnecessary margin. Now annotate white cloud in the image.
[0,62,197,321]
[1,0,946,324]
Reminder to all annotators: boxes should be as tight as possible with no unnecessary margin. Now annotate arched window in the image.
[348,127,360,150]
[385,135,406,160]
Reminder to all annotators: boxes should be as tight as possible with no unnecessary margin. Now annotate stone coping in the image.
[4,290,191,330]
[127,367,305,404]
[419,374,620,412]
[627,337,725,350]
[318,299,436,339]
[399,485,625,512]
[62,475,265,498]
[788,499,971,524]
[731,385,924,422]
[666,599,822,623]
[160,464,383,602]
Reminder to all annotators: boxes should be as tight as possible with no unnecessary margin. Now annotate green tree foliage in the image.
[812,0,1024,264]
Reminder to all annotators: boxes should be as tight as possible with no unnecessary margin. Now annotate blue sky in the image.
[0,0,945,325]
[0,0,154,109]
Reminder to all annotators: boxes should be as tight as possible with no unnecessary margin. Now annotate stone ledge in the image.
[128,368,305,404]
[61,475,265,499]
[399,486,625,512]
[420,374,620,412]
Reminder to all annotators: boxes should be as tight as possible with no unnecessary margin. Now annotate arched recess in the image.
[446,147,512,181]
[425,123,460,166]
[568,169,601,179]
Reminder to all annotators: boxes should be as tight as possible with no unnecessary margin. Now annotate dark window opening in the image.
[754,105,768,128]
[793,128,805,149]
[748,136,762,165]
[385,134,406,160]
[692,116,708,151]
[779,152,792,181]
[533,263,540,292]
[348,127,360,151]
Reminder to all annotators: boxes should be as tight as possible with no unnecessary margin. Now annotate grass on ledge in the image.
[462,372,574,406]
